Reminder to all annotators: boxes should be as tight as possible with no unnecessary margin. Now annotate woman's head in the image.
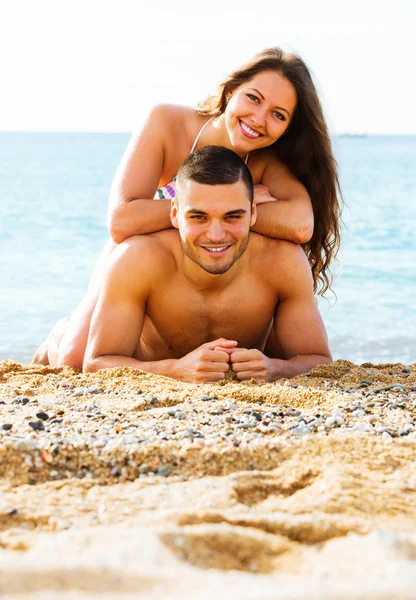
[198,48,343,295]
[198,47,321,150]
[222,69,297,156]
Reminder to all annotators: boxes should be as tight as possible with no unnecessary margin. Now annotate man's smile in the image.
[200,244,232,256]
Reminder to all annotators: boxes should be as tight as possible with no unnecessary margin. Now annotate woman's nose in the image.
[250,107,267,128]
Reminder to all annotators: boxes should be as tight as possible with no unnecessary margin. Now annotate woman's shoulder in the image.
[140,104,208,156]
[144,104,200,133]
[247,147,286,184]
[250,147,284,169]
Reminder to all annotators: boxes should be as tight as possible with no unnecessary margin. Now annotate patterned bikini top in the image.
[154,118,248,200]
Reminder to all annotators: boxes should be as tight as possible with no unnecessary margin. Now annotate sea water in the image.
[0,133,415,365]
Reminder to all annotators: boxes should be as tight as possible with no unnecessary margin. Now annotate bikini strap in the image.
[190,117,250,165]
[190,117,213,153]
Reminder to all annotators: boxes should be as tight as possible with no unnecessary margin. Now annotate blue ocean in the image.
[0,133,415,365]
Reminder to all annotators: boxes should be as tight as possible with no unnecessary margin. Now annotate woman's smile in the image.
[239,119,264,139]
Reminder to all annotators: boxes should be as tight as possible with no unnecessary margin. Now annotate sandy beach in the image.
[1,358,416,599]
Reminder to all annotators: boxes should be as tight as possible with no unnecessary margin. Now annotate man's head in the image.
[171,146,256,275]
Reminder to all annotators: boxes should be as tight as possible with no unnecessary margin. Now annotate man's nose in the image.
[206,220,226,242]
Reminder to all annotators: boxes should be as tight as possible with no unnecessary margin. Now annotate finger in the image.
[203,358,231,371]
[232,361,262,373]
[194,371,228,383]
[214,345,234,355]
[235,371,263,381]
[230,349,256,363]
[204,372,229,382]
[202,338,237,350]
[209,349,233,362]
[198,363,230,375]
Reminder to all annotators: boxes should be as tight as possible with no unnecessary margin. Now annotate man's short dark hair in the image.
[176,145,254,205]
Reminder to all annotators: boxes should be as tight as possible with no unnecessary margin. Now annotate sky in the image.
[1,0,415,134]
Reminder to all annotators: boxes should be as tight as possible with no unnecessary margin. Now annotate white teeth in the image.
[205,247,226,252]
[240,121,260,137]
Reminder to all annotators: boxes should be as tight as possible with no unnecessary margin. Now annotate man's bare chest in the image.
[142,276,277,357]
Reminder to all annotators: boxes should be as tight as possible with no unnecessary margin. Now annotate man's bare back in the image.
[84,146,331,383]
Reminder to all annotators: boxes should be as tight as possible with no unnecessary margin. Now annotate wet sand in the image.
[1,359,416,599]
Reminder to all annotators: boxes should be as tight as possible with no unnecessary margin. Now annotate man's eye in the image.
[190,215,205,220]
[226,215,241,220]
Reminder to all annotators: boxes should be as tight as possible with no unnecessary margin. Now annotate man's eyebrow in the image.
[248,87,291,117]
[185,208,207,215]
[185,208,247,216]
[225,209,247,216]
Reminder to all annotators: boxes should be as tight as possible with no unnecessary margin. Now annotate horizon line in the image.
[0,130,416,137]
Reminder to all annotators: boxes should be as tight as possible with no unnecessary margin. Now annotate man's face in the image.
[171,179,256,275]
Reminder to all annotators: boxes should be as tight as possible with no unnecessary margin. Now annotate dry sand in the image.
[1,359,416,599]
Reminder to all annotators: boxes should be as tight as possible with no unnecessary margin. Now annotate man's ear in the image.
[250,201,257,227]
[170,199,179,229]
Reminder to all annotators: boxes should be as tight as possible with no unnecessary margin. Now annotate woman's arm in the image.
[250,157,314,243]
[107,105,178,244]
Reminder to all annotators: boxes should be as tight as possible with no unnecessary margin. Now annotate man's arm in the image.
[83,237,233,382]
[83,237,161,373]
[230,243,331,381]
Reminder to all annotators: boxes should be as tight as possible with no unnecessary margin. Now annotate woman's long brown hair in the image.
[197,47,343,295]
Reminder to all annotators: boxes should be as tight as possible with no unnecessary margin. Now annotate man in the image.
[84,146,331,382]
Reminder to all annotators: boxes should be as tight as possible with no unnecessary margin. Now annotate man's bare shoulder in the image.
[108,231,180,280]
[250,233,312,282]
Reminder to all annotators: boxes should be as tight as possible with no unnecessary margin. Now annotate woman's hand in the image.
[253,185,276,205]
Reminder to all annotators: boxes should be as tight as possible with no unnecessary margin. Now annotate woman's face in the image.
[224,70,297,155]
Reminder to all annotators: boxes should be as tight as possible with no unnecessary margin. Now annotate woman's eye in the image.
[247,94,259,102]
[273,111,285,121]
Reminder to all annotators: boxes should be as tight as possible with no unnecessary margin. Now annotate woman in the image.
[34,47,342,369]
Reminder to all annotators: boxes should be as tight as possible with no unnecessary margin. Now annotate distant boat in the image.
[339,133,368,138]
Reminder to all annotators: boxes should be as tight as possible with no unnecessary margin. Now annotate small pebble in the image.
[28,420,45,431]
[291,426,311,436]
[2,423,13,431]
[352,409,366,418]
[157,466,171,477]
[36,412,49,421]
